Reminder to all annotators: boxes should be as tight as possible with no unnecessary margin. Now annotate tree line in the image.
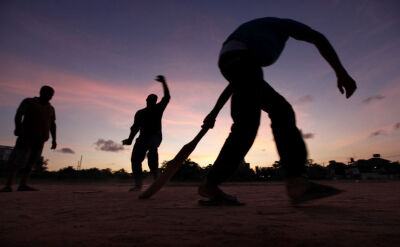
[1,154,399,181]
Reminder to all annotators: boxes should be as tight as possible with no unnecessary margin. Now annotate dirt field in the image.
[1,180,400,247]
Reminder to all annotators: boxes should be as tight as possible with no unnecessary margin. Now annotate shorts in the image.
[12,137,44,170]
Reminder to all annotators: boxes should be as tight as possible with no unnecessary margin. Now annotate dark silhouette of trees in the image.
[3,153,399,182]
[113,168,131,179]
[57,166,76,178]
[36,166,131,180]
[164,159,204,181]
[255,164,282,181]
[33,157,48,173]
[229,160,256,181]
[327,160,347,177]
[162,159,256,182]
[305,159,328,179]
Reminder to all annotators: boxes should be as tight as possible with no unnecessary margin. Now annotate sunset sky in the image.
[1,0,399,172]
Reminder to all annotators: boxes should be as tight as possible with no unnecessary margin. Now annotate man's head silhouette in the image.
[39,85,55,103]
[146,94,158,107]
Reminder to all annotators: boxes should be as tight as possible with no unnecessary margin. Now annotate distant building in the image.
[0,145,13,162]
[352,154,400,179]
[345,166,360,179]
[327,160,347,178]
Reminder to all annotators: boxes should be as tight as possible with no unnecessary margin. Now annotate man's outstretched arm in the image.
[122,116,140,145]
[202,84,233,129]
[294,28,357,98]
[156,75,171,105]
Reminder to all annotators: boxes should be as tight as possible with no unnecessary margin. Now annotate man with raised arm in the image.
[199,17,357,205]
[1,85,57,192]
[122,75,170,191]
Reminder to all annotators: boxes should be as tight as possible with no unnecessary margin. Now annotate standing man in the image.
[199,17,357,204]
[122,75,170,191]
[1,85,57,192]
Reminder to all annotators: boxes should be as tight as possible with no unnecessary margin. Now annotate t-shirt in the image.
[132,96,169,137]
[18,97,56,141]
[224,17,311,66]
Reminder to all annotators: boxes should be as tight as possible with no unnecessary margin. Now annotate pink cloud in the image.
[0,70,146,117]
[0,53,232,134]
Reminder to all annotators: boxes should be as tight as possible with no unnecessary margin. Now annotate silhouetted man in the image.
[122,75,170,191]
[0,85,57,192]
[199,17,357,204]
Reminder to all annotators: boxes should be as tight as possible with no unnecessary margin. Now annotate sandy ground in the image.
[1,180,400,247]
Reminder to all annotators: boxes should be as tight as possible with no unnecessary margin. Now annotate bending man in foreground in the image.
[122,75,170,191]
[1,85,57,192]
[199,17,357,204]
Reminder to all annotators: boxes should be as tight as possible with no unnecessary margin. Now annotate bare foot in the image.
[286,177,342,204]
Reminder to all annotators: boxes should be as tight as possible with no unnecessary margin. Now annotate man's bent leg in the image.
[18,139,44,191]
[1,138,30,192]
[2,150,18,191]
[147,135,162,179]
[207,83,261,185]
[207,116,260,185]
[202,52,263,198]
[259,83,341,203]
[201,92,260,198]
[259,82,307,178]
[131,138,148,188]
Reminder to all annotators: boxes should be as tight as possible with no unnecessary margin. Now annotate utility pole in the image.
[77,155,83,170]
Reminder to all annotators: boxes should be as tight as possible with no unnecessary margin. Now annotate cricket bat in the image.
[138,127,209,199]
